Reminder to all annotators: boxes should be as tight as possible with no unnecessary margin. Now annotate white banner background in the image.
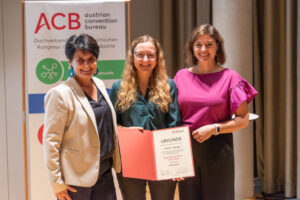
[25,1,126,199]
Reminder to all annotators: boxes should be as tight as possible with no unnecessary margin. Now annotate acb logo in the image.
[34,12,81,34]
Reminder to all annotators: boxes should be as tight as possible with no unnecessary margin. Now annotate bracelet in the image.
[214,123,220,135]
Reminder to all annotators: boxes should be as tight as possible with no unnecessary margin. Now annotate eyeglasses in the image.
[134,52,156,60]
[76,56,97,65]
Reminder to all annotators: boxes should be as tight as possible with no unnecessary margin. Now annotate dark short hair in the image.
[185,24,226,66]
[65,34,99,61]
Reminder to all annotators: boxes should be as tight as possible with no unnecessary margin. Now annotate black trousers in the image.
[68,158,116,200]
[179,134,234,200]
[117,173,176,200]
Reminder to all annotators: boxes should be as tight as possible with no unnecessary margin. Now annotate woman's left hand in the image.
[55,186,77,200]
[192,124,216,143]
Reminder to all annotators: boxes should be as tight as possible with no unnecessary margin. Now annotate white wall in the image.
[1,0,26,199]
[213,0,254,199]
[0,0,9,199]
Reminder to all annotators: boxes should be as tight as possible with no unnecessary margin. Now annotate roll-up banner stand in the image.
[22,1,131,199]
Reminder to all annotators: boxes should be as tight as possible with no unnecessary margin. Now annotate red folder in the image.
[117,126,194,180]
[117,127,157,180]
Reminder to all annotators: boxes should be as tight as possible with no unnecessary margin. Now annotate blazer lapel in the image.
[66,78,98,134]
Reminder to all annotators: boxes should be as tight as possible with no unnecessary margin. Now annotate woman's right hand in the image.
[55,186,77,200]
[173,177,185,181]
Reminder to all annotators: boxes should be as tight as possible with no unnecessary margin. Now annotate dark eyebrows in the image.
[195,40,215,44]
[76,55,96,60]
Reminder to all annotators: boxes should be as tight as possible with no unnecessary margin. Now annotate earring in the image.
[94,67,99,75]
[68,67,74,77]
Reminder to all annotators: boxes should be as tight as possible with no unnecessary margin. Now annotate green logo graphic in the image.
[36,58,126,84]
[36,58,63,84]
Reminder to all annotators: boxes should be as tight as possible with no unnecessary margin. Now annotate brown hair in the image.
[185,24,226,66]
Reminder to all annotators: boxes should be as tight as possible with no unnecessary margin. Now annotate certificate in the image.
[117,126,194,180]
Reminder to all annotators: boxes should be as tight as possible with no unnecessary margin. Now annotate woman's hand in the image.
[55,186,77,200]
[117,125,144,131]
[127,126,144,130]
[172,177,185,181]
[192,124,216,143]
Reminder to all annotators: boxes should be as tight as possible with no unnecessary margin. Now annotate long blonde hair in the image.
[115,35,171,112]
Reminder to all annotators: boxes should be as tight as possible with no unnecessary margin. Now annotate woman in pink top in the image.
[174,24,258,200]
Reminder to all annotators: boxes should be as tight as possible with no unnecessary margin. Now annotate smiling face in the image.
[133,41,157,75]
[69,49,97,81]
[193,34,218,64]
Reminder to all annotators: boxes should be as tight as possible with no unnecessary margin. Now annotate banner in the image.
[24,1,127,199]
